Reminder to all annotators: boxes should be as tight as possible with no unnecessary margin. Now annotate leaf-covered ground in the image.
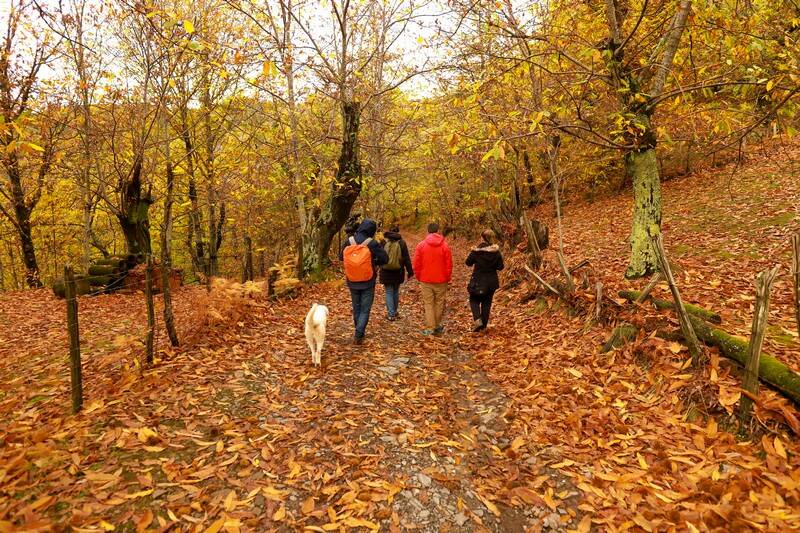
[1,144,800,532]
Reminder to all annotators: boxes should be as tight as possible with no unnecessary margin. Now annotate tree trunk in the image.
[625,146,662,279]
[522,148,539,207]
[15,211,42,288]
[180,107,206,279]
[161,145,179,347]
[302,101,362,275]
[117,159,152,260]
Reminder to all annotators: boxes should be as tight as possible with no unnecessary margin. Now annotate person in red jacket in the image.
[412,222,453,336]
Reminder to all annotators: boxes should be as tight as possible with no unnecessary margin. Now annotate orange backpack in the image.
[343,237,374,282]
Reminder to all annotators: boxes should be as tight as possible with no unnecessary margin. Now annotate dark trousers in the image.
[349,285,376,338]
[384,283,400,317]
[469,289,495,327]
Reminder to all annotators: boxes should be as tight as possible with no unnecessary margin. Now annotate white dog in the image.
[304,303,329,367]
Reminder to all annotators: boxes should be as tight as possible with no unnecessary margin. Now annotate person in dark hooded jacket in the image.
[379,225,414,320]
[339,218,389,344]
[465,229,504,331]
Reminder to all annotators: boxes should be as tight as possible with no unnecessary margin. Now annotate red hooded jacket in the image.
[413,233,453,284]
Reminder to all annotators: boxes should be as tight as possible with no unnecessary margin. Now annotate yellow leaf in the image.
[510,436,525,452]
[273,506,286,521]
[343,517,379,530]
[301,496,315,514]
[766,79,775,92]
[99,521,115,531]
[123,489,154,499]
[216,440,224,453]
[183,20,195,34]
[632,513,653,532]
[668,342,683,354]
[84,400,105,413]
[137,427,157,443]
[28,495,54,511]
[774,436,788,460]
[204,518,225,533]
[224,490,237,511]
[543,488,558,511]
[572,514,592,533]
[262,486,288,501]
[566,367,583,378]
[476,492,501,516]
[637,453,648,470]
[327,506,337,522]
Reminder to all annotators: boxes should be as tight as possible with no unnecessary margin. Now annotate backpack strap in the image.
[348,236,357,245]
[362,237,373,246]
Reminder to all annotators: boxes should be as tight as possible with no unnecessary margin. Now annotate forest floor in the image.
[2,142,800,532]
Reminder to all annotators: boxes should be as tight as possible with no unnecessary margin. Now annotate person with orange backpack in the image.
[339,218,388,344]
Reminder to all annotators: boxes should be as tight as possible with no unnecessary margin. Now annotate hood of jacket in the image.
[472,243,500,253]
[423,232,445,247]
[354,218,377,243]
[383,230,402,241]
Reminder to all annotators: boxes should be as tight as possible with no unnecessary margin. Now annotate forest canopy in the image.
[1,0,798,288]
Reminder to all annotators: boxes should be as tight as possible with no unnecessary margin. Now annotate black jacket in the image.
[465,243,504,294]
[339,219,389,289]
[379,231,414,285]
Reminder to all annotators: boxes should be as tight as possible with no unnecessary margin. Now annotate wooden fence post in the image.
[595,281,603,321]
[738,266,780,428]
[64,266,83,413]
[144,256,155,365]
[651,232,704,366]
[792,233,799,339]
[636,272,663,303]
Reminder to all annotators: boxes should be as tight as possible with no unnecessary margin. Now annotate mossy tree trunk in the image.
[625,132,662,279]
[301,101,362,276]
[117,158,152,259]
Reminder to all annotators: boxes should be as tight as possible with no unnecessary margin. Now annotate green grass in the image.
[758,211,797,228]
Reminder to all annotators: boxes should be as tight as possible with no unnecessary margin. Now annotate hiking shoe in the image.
[353,336,364,345]
[472,319,484,332]
[433,326,444,336]
[387,315,397,321]
[421,329,434,336]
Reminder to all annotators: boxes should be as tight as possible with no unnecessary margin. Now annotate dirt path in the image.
[222,238,569,531]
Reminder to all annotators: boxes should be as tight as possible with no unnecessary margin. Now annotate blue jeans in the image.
[349,285,375,338]
[384,284,400,317]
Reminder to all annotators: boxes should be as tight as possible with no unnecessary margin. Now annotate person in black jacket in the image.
[465,229,504,331]
[339,219,389,344]
[379,225,414,320]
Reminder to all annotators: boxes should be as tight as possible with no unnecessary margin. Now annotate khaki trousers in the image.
[420,282,448,330]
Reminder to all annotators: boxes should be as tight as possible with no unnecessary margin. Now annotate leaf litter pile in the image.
[2,147,800,532]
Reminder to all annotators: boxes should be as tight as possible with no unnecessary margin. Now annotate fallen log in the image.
[53,277,91,298]
[88,264,121,277]
[619,290,722,324]
[87,275,112,287]
[621,291,800,405]
[688,315,800,406]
